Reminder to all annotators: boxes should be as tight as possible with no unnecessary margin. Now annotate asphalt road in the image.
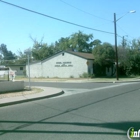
[0,82,140,140]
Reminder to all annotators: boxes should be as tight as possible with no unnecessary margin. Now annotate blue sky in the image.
[0,0,139,54]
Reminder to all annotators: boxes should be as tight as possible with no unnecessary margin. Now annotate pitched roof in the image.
[5,64,26,66]
[30,50,94,65]
[66,51,94,60]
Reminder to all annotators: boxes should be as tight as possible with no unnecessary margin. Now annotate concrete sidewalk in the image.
[0,87,64,107]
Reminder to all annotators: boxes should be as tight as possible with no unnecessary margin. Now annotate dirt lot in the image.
[0,87,43,99]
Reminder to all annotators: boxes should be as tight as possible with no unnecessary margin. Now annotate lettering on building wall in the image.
[55,62,73,67]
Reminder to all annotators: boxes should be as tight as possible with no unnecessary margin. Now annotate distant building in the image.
[0,66,9,77]
[5,64,26,76]
[26,51,94,78]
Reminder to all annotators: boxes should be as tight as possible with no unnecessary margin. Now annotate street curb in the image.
[82,80,140,83]
[64,79,140,83]
[23,79,140,83]
[0,90,64,107]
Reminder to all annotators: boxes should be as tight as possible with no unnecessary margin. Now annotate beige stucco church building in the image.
[26,51,94,78]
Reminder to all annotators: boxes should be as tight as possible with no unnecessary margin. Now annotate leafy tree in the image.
[129,39,140,50]
[118,36,130,61]
[122,50,140,75]
[55,37,71,51]
[15,49,27,64]
[93,42,115,65]
[92,39,102,47]
[92,42,115,76]
[30,31,100,60]
[31,37,54,60]
[119,38,140,76]
[0,44,16,64]
[55,31,96,53]
[0,44,16,60]
[117,37,131,75]
[69,31,94,52]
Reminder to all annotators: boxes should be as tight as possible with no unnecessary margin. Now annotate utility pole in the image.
[24,48,31,90]
[123,36,125,48]
[113,11,135,81]
[27,53,31,90]
[114,13,119,81]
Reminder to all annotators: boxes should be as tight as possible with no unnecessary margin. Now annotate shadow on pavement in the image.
[0,120,139,136]
[0,84,140,137]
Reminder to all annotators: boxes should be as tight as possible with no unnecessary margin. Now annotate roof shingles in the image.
[66,51,94,60]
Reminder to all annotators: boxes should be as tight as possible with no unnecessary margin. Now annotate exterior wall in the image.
[9,66,26,75]
[0,81,24,93]
[26,62,42,78]
[87,60,94,74]
[42,52,88,78]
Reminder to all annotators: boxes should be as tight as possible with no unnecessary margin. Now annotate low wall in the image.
[0,81,24,93]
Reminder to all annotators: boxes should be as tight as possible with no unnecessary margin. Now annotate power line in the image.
[0,0,114,35]
[117,24,135,39]
[59,0,112,22]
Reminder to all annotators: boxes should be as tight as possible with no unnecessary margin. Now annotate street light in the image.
[114,10,136,80]
[24,48,31,90]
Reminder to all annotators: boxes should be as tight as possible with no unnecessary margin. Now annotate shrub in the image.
[70,75,74,78]
[79,72,89,78]
[89,74,95,78]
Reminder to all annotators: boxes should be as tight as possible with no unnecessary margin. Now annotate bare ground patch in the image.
[0,87,44,99]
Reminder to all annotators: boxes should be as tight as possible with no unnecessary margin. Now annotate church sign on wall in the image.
[55,62,73,67]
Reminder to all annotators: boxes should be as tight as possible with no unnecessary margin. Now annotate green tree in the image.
[92,42,115,76]
[92,39,102,47]
[69,31,94,52]
[55,37,71,51]
[119,38,140,76]
[93,42,115,65]
[15,49,27,64]
[30,32,101,60]
[130,39,140,50]
[31,37,54,60]
[117,37,131,75]
[0,44,16,64]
